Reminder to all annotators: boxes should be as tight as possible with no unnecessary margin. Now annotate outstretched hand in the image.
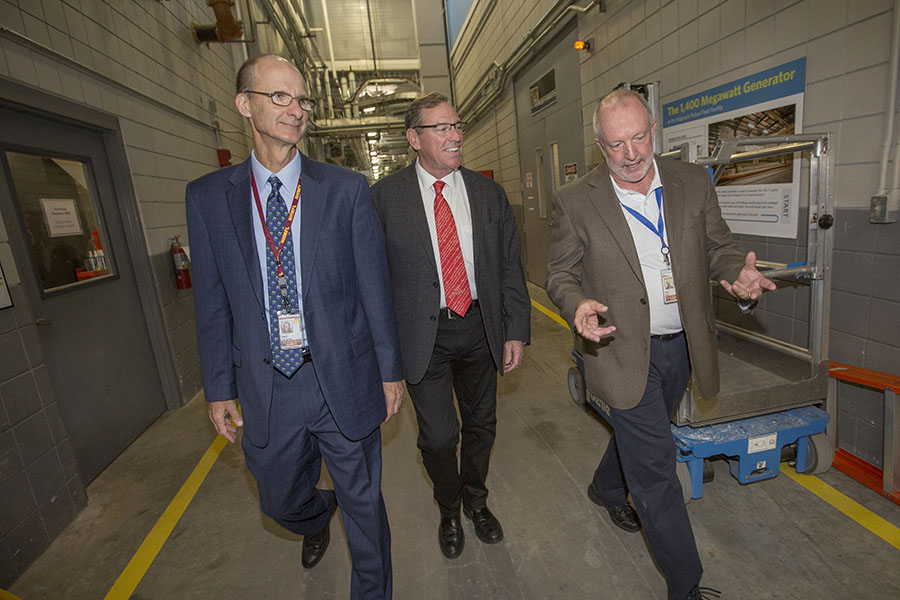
[720,251,777,301]
[573,299,617,342]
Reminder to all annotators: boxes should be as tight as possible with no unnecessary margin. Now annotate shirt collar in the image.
[610,158,662,200]
[415,157,459,191]
[250,149,302,196]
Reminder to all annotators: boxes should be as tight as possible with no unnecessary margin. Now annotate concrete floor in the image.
[10,284,900,599]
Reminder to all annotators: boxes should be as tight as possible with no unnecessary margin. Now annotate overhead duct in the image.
[193,0,244,43]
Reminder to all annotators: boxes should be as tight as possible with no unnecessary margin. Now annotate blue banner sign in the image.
[662,58,806,127]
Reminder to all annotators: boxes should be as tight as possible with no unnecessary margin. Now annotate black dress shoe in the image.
[685,585,721,599]
[463,506,504,544]
[302,491,337,569]
[438,515,465,559]
[587,483,641,533]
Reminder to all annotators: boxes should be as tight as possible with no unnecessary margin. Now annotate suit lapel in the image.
[400,165,438,274]
[460,168,484,270]
[657,158,685,272]
[299,153,325,302]
[586,167,645,286]
[226,159,265,310]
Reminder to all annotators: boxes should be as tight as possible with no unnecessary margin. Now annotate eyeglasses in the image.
[244,90,317,111]
[415,121,467,135]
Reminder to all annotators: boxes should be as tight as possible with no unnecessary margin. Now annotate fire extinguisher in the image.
[170,235,192,290]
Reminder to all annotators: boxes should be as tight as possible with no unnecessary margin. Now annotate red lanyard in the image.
[251,170,301,279]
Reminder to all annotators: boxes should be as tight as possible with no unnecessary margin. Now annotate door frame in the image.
[0,75,181,410]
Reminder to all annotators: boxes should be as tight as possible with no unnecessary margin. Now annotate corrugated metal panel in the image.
[302,0,417,63]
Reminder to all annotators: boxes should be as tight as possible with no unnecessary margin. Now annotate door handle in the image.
[35,318,53,326]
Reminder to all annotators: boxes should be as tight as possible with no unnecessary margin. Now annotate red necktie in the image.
[433,180,472,316]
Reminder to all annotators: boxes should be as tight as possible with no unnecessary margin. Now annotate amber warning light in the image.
[574,39,591,51]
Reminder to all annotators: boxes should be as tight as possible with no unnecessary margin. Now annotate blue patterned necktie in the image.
[265,175,304,376]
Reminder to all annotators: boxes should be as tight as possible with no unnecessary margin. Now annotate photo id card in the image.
[661,268,678,304]
[277,313,305,348]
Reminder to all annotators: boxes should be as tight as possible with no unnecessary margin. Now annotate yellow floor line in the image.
[103,435,227,600]
[532,295,900,550]
[783,469,900,551]
[0,589,23,600]
[531,298,569,330]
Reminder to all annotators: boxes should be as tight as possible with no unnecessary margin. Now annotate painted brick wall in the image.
[452,0,900,464]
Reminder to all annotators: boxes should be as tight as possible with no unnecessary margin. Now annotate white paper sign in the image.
[40,198,83,237]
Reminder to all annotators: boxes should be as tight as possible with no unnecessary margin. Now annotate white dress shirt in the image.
[611,160,683,335]
[414,159,478,307]
[250,150,307,342]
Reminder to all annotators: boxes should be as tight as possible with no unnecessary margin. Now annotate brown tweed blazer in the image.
[546,155,745,410]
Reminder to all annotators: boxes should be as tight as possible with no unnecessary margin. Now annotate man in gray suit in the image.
[371,93,530,559]
[546,89,774,600]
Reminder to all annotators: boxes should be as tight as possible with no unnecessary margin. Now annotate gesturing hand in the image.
[720,251,777,301]
[573,299,617,342]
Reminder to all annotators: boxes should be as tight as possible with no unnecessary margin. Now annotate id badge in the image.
[661,268,678,304]
[277,313,305,349]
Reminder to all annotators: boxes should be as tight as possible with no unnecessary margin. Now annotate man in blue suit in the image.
[186,55,403,600]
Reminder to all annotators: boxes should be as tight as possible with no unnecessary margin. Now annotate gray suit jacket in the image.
[546,156,745,410]
[371,164,531,385]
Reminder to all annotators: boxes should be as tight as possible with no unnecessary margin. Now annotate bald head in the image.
[235,55,299,94]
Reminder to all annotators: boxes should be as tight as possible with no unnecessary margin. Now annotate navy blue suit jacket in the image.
[186,153,403,446]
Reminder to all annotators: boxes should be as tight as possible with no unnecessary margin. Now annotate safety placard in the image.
[748,433,777,454]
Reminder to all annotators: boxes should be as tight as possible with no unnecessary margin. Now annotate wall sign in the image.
[40,198,83,237]
[529,69,557,114]
[662,58,806,238]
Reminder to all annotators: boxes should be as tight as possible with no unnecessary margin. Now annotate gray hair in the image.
[592,89,653,141]
[405,92,451,130]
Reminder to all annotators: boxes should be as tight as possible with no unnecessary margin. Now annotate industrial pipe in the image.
[193,0,244,43]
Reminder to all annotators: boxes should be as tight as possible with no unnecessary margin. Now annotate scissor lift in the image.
[566,133,835,501]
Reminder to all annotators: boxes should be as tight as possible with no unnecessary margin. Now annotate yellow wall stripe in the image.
[0,589,23,600]
[531,298,570,330]
[103,435,227,600]
[533,292,900,550]
[783,469,900,551]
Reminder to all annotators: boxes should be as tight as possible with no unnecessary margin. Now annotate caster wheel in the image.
[803,433,833,475]
[567,367,586,406]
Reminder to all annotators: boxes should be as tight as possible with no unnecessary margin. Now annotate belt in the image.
[300,347,312,365]
[651,330,684,341]
[439,299,479,321]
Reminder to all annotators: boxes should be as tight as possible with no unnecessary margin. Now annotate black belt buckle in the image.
[301,348,312,365]
[651,331,683,341]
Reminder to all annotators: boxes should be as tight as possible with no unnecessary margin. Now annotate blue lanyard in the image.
[619,187,670,264]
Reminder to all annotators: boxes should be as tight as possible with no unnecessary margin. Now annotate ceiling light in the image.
[367,131,378,137]
[371,158,380,164]
[369,150,377,156]
[362,106,376,113]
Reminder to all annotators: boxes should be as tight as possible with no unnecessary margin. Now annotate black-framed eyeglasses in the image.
[244,90,317,111]
[415,121,467,135]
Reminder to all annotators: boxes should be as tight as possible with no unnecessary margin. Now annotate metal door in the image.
[514,21,583,287]
[0,105,166,483]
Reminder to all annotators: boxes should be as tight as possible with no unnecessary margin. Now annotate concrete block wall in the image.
[0,0,257,405]
[0,0,298,581]
[0,280,87,587]
[452,0,900,464]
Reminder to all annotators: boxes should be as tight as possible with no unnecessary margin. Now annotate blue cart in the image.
[568,349,831,502]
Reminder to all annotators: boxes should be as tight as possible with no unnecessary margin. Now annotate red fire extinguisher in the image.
[170,235,192,290]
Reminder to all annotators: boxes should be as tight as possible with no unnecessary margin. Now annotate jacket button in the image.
[263,358,270,365]
[640,298,647,305]
[430,315,436,321]
[432,281,439,288]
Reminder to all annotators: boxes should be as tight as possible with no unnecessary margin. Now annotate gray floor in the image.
[10,284,900,599]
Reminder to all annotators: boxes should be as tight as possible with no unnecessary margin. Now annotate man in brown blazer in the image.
[546,89,774,600]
